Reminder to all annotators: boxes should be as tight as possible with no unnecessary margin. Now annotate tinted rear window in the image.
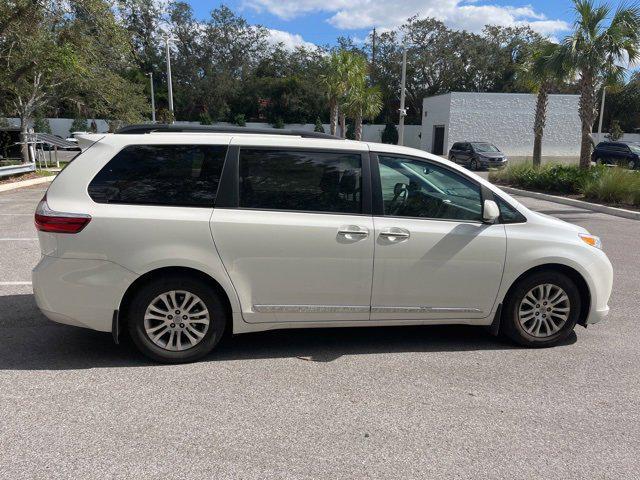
[88,144,227,207]
[239,149,362,214]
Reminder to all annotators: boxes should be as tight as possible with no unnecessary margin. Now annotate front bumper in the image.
[33,255,138,332]
[480,158,508,168]
[585,306,609,325]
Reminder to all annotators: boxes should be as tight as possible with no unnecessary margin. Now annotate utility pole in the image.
[597,86,606,140]
[165,36,174,121]
[398,48,407,146]
[371,27,376,73]
[147,72,156,123]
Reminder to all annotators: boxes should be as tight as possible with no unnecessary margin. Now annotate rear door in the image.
[211,139,374,323]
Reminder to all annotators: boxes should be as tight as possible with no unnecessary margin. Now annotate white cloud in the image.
[266,28,317,50]
[244,0,570,37]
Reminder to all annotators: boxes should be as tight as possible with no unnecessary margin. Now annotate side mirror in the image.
[483,199,500,224]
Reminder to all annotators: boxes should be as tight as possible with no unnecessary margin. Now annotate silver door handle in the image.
[379,228,410,239]
[338,227,369,237]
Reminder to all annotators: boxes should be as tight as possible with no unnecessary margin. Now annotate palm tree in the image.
[319,51,350,136]
[519,42,568,166]
[552,0,640,168]
[344,84,383,141]
[320,50,367,137]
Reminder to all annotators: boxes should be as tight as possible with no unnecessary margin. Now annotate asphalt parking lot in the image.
[1,182,639,479]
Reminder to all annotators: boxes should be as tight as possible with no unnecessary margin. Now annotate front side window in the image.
[88,144,227,207]
[377,155,482,221]
[239,149,362,214]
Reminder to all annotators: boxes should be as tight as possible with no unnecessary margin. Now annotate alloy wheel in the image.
[143,290,210,351]
[517,283,570,338]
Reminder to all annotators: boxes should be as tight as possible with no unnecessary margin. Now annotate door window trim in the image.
[215,145,373,216]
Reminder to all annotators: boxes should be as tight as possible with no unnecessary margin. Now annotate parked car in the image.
[449,142,508,170]
[33,125,612,363]
[591,141,640,169]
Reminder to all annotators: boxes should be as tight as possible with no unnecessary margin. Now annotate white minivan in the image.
[33,125,612,363]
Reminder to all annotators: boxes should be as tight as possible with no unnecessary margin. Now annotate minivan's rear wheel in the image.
[502,271,580,347]
[127,276,226,363]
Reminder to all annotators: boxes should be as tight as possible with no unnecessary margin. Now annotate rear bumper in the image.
[33,255,137,332]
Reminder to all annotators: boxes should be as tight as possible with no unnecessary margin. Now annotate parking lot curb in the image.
[0,175,55,193]
[501,186,640,221]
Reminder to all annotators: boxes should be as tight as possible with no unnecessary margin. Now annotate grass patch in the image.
[489,163,640,207]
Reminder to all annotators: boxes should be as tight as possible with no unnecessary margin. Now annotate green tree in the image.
[33,113,52,134]
[314,118,325,133]
[0,0,147,162]
[319,50,363,136]
[607,119,624,140]
[518,42,569,166]
[552,0,640,168]
[344,85,383,141]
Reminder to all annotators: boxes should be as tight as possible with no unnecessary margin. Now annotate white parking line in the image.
[0,281,32,286]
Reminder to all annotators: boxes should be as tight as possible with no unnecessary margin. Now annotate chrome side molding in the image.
[371,306,483,314]
[253,305,482,314]
[253,304,370,313]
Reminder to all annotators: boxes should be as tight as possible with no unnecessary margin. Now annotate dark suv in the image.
[449,142,508,171]
[591,142,640,169]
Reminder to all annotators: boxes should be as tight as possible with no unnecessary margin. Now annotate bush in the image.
[490,163,640,207]
[381,122,398,144]
[314,117,325,133]
[199,111,213,125]
[272,117,284,129]
[70,116,87,134]
[233,113,246,127]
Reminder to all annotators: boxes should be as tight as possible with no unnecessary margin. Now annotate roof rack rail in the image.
[115,124,342,140]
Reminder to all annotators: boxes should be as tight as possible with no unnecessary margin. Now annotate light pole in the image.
[164,35,174,121]
[146,72,156,123]
[597,86,606,140]
[398,48,407,146]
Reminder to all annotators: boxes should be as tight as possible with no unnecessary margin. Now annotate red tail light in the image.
[35,195,91,234]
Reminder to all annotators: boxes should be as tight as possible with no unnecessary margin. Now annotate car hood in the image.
[529,210,588,234]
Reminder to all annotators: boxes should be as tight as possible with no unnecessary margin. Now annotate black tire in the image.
[127,275,227,363]
[502,271,581,347]
[450,155,456,163]
[470,159,479,171]
[628,159,637,170]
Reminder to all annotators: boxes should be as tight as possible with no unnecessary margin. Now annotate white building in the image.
[420,92,581,163]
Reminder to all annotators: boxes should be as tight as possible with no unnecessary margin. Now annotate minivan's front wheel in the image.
[127,276,226,363]
[502,271,581,347]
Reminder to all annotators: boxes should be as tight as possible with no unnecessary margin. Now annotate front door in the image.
[432,126,445,155]
[370,153,506,321]
[212,145,374,323]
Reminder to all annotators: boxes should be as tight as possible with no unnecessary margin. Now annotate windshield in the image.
[471,143,499,153]
[629,144,640,154]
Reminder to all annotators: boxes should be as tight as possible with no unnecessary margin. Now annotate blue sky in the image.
[185,0,578,47]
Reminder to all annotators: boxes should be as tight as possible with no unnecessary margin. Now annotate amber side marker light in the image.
[579,233,602,249]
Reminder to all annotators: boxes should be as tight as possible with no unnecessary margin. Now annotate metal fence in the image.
[0,162,35,178]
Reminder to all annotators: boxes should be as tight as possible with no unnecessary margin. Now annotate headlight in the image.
[579,233,602,249]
